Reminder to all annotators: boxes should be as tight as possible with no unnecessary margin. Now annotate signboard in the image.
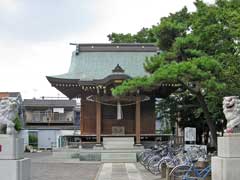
[184,127,196,142]
[53,108,64,113]
[112,126,125,135]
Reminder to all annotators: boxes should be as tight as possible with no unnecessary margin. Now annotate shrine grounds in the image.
[25,151,164,180]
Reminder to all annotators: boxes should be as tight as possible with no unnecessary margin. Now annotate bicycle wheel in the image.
[158,158,173,175]
[138,150,150,164]
[139,150,152,165]
[148,155,161,174]
[169,165,190,180]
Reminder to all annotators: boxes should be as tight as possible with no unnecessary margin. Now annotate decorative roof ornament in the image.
[112,64,125,73]
[75,44,80,55]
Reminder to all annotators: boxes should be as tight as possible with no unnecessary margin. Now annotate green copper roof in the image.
[49,51,156,81]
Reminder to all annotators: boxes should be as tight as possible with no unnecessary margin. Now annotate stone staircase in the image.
[101,137,139,163]
[103,137,135,149]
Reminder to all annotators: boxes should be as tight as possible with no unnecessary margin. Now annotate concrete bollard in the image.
[166,166,174,180]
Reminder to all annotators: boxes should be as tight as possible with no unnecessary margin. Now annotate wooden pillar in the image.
[80,97,84,134]
[96,96,101,144]
[135,96,141,144]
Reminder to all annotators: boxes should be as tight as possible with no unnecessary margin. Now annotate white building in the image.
[22,98,80,149]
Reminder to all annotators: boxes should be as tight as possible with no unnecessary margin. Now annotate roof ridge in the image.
[70,43,157,46]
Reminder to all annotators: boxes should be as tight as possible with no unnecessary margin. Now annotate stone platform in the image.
[212,134,240,180]
[0,134,31,180]
[0,134,24,159]
[52,137,144,162]
[0,158,31,180]
[101,137,142,162]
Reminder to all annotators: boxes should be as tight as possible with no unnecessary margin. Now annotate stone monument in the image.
[212,96,240,180]
[0,97,19,135]
[0,97,31,180]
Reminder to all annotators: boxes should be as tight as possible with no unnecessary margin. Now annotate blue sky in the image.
[0,0,214,99]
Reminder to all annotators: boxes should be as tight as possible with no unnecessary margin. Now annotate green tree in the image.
[111,0,240,148]
[108,28,156,43]
[13,115,22,132]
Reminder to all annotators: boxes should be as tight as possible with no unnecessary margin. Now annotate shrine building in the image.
[47,43,177,145]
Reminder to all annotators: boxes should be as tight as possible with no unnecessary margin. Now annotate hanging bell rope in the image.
[117,99,123,120]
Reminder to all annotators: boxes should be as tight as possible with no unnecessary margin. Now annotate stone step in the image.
[103,137,134,142]
[103,137,135,149]
[101,153,136,163]
[103,142,134,146]
[103,144,134,149]
[103,141,134,145]
[103,140,134,144]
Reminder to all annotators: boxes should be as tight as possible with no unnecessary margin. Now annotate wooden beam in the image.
[135,96,141,144]
[96,96,101,144]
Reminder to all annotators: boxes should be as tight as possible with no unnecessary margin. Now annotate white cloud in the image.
[91,0,197,36]
[0,0,19,13]
[0,40,72,98]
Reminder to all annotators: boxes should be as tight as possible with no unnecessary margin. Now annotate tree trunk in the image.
[196,94,217,148]
[177,80,217,148]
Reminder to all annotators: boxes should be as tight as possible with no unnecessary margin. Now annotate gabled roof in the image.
[46,43,159,98]
[47,43,158,82]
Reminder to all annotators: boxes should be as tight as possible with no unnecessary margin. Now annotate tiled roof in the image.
[23,99,76,107]
[0,92,21,98]
[47,43,158,81]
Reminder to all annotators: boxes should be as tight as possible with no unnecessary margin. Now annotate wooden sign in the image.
[112,126,125,135]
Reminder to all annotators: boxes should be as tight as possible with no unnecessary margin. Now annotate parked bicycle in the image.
[169,161,211,180]
[138,143,210,179]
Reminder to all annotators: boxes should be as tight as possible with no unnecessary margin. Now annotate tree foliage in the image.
[13,115,22,132]
[111,0,240,148]
[108,28,156,43]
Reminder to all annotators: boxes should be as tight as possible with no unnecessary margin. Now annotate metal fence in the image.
[26,111,74,123]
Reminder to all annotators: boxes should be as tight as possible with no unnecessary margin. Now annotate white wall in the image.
[38,130,57,149]
[22,129,76,149]
[19,130,29,147]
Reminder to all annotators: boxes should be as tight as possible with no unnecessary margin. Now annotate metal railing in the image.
[26,111,74,123]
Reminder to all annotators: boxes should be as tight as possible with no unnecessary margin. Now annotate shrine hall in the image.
[47,43,178,145]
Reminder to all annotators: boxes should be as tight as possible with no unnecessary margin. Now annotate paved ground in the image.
[25,152,101,180]
[25,152,164,180]
[96,163,163,180]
